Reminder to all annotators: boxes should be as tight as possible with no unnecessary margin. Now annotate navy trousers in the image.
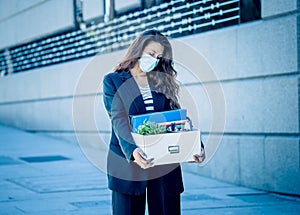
[112,177,181,215]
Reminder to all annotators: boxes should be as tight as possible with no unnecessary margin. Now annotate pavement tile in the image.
[182,204,300,215]
[7,173,107,193]
[14,199,77,213]
[0,124,299,215]
[0,203,25,215]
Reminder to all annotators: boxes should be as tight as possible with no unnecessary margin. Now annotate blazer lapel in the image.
[118,71,146,114]
[117,71,167,114]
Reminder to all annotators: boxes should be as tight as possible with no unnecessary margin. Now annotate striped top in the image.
[138,85,154,112]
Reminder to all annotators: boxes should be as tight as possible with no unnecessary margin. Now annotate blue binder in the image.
[131,109,187,132]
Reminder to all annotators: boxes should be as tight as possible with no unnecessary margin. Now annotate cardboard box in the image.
[130,109,187,132]
[132,130,200,166]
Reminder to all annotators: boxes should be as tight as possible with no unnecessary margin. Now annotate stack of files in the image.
[130,109,187,132]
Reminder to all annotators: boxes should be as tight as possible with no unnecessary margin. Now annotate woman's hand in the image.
[193,147,206,163]
[132,148,154,169]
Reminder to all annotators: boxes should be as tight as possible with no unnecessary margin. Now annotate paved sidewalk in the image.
[0,124,299,215]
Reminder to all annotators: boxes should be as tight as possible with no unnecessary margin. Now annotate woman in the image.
[103,29,205,215]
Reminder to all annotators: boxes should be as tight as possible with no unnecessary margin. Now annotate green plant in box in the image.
[137,120,167,135]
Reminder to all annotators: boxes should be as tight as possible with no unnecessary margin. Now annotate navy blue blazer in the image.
[103,70,184,195]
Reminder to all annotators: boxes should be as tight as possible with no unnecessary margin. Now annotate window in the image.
[240,0,261,23]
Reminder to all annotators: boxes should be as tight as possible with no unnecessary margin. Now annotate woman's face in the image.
[142,41,164,59]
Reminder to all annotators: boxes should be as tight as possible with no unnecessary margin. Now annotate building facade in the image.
[0,0,299,195]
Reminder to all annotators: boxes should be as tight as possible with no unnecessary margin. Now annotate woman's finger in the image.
[193,152,205,163]
[193,154,200,162]
[133,148,154,168]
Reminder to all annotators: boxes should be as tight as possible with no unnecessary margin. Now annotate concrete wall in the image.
[0,0,299,195]
[115,0,140,12]
[181,0,300,195]
[82,0,104,21]
[0,0,74,49]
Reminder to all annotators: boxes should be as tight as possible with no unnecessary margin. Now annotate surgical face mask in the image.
[138,54,160,73]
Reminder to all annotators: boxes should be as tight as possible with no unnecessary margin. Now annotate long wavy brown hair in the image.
[113,29,180,109]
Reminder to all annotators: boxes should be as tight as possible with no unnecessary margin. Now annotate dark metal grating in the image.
[19,155,71,163]
[0,0,241,75]
[227,193,284,203]
[182,194,219,201]
[70,200,110,208]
